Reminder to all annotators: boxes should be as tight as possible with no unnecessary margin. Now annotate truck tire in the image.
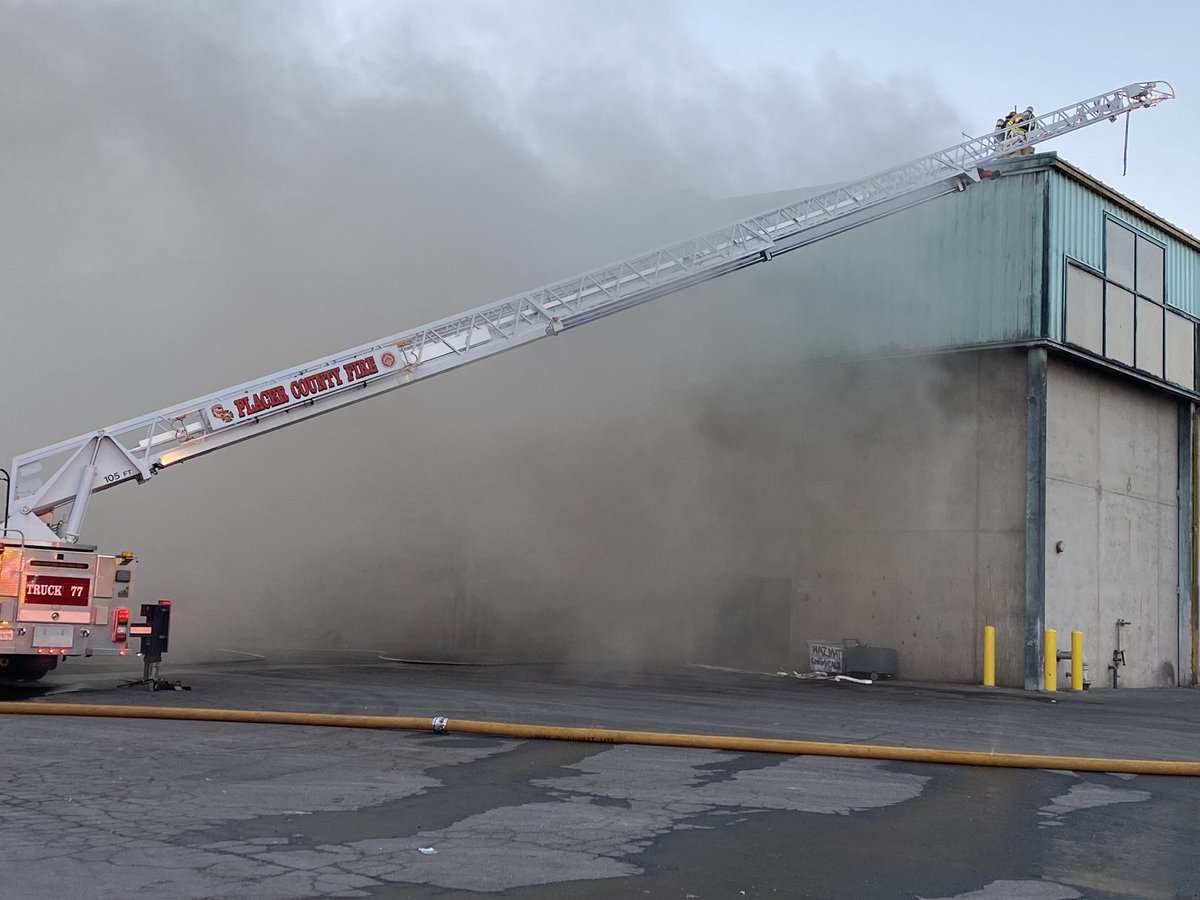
[0,656,58,682]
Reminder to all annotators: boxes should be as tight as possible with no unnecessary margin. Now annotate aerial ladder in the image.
[0,82,1174,679]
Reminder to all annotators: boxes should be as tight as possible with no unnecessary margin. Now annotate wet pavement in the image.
[1,657,1198,898]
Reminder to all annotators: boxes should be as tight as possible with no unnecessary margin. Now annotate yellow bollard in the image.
[982,625,996,687]
[1044,629,1057,692]
[1071,630,1084,691]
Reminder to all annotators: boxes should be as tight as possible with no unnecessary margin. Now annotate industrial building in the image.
[706,151,1198,690]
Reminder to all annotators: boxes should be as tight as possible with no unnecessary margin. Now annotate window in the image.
[1065,265,1103,354]
[1065,216,1190,389]
[1106,219,1135,289]
[1167,310,1196,388]
[1136,236,1164,302]
[1136,297,1164,378]
[1104,284,1134,366]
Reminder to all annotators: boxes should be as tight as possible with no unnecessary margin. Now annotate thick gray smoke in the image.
[1,2,967,666]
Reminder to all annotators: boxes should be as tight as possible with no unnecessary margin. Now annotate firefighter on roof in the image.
[997,106,1035,156]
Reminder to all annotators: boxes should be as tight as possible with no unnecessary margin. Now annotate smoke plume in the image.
[1,2,967,667]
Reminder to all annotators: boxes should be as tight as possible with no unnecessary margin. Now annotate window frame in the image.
[1062,216,1193,390]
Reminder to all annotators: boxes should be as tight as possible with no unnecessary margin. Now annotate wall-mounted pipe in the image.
[1110,618,1131,688]
[1055,632,1087,691]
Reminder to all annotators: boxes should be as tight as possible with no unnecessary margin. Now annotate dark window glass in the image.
[1166,310,1196,389]
[1106,219,1135,288]
[1065,264,1104,354]
[1105,284,1135,365]
[1136,236,1164,302]
[1136,297,1164,377]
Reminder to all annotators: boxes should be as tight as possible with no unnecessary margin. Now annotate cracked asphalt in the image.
[1,657,1198,898]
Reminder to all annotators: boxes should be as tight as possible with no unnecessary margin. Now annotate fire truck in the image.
[0,83,1173,681]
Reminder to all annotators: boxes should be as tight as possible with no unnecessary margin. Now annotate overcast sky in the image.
[683,1,1197,230]
[331,0,1198,229]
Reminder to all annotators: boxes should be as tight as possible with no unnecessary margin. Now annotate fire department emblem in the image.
[210,403,234,424]
[381,351,397,368]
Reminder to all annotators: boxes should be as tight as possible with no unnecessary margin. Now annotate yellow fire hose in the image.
[1,701,1198,776]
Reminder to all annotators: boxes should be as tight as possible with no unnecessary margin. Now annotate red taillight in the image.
[112,608,130,643]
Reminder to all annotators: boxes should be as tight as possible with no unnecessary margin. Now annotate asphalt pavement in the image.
[1,656,1198,898]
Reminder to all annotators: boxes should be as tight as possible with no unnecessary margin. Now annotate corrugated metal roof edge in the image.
[992,151,1200,253]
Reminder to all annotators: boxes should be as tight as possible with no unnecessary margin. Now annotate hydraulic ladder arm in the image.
[6,82,1174,544]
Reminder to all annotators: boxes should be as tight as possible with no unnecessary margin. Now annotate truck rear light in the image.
[112,608,130,643]
[0,550,23,595]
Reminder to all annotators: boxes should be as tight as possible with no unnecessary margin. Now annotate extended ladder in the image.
[7,82,1175,543]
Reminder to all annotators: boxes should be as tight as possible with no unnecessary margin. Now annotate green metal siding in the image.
[725,169,1045,357]
[705,158,1199,361]
[1047,168,1200,339]
[1167,241,1200,318]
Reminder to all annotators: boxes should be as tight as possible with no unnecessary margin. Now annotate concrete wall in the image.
[1045,356,1182,688]
[693,349,1029,685]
